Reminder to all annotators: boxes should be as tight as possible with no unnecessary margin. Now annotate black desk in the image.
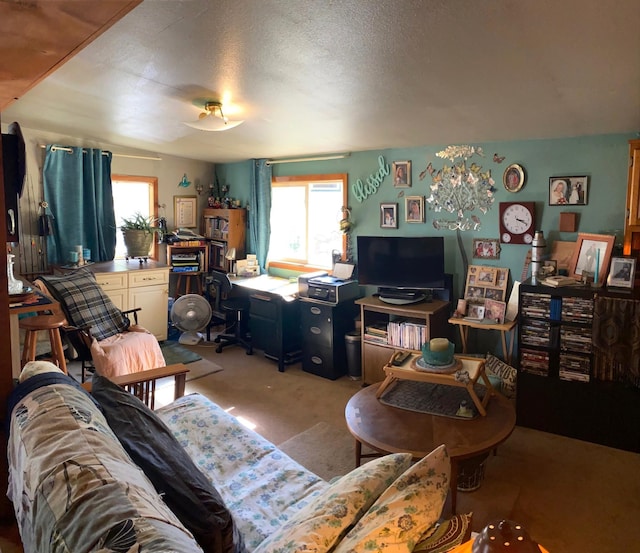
[231,275,301,372]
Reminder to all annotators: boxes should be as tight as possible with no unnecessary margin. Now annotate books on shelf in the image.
[542,275,577,287]
[364,317,428,350]
[172,265,200,273]
[364,323,388,344]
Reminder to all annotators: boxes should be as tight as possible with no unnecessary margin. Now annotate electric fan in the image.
[170,294,213,345]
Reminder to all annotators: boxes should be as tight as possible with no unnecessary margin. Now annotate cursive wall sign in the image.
[352,155,390,202]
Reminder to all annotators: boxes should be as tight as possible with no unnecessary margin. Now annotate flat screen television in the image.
[356,235,445,304]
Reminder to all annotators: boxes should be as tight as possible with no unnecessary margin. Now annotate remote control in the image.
[392,350,411,366]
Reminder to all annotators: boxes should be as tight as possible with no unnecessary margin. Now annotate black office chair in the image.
[209,269,253,355]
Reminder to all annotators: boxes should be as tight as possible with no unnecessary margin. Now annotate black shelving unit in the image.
[517,279,640,452]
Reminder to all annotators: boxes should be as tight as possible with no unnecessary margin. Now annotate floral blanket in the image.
[156,394,329,550]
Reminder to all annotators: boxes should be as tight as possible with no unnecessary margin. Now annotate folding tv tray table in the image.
[376,352,499,416]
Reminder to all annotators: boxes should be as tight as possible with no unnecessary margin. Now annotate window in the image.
[269,173,347,271]
[112,175,158,259]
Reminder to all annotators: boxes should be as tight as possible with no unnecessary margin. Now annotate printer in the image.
[298,271,328,297]
[304,275,360,304]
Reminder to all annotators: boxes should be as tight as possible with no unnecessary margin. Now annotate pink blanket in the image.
[91,324,166,378]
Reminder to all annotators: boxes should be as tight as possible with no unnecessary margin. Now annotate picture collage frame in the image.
[463,265,510,320]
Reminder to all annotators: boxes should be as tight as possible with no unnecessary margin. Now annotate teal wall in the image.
[217,133,635,301]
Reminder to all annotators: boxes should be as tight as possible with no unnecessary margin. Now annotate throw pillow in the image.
[484,354,517,399]
[253,453,413,553]
[37,268,130,341]
[414,513,473,553]
[91,374,246,553]
[19,359,65,383]
[334,444,450,553]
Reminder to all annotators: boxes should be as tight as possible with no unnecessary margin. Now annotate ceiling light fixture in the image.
[184,101,244,132]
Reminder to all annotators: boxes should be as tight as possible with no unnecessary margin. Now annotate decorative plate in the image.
[503,163,526,193]
[411,357,462,374]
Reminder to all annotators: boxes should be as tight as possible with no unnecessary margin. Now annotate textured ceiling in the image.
[3,0,640,163]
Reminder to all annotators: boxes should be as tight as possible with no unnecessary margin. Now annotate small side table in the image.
[448,317,517,364]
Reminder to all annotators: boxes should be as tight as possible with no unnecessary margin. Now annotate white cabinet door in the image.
[129,283,169,341]
[94,272,128,311]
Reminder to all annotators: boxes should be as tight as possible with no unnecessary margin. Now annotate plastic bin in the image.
[345,330,362,380]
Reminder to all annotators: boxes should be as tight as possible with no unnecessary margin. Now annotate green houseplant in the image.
[120,213,159,258]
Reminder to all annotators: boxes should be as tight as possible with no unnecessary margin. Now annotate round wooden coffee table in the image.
[345,383,516,514]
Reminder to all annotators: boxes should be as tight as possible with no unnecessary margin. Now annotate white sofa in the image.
[7,363,470,553]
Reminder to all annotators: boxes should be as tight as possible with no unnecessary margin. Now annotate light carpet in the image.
[278,421,356,481]
[182,358,224,381]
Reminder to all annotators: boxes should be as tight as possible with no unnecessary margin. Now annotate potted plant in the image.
[120,213,159,258]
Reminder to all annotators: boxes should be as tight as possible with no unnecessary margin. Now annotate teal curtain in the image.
[248,159,272,272]
[43,145,116,265]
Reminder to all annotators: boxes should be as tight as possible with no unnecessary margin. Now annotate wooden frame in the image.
[393,160,411,187]
[484,299,507,324]
[549,176,589,206]
[174,195,198,228]
[380,203,398,228]
[472,238,501,259]
[478,267,497,285]
[464,265,510,304]
[503,163,526,193]
[607,256,636,289]
[569,233,615,286]
[405,195,424,222]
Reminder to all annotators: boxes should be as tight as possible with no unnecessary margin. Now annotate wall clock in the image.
[499,201,536,244]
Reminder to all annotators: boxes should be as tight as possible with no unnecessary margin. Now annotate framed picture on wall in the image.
[405,195,424,223]
[549,176,589,206]
[380,203,398,228]
[393,160,411,187]
[174,195,198,228]
[472,238,501,260]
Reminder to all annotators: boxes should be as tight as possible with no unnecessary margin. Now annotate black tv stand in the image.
[377,287,432,305]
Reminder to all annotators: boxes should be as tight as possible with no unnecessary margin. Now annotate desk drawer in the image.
[94,272,127,291]
[129,269,169,288]
[250,294,278,319]
[301,305,333,347]
[302,345,345,380]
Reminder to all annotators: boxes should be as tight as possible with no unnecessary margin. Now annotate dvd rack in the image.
[519,287,593,381]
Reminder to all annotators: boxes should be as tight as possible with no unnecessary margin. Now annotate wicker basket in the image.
[457,451,490,492]
[123,229,154,257]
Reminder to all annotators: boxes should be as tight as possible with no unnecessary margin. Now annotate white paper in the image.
[333,262,355,280]
[505,281,520,322]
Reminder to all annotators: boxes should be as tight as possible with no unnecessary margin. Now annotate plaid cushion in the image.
[37,268,130,341]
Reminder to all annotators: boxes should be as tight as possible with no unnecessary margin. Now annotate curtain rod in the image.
[266,153,350,166]
[39,144,162,161]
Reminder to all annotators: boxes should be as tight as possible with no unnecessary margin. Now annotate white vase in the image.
[7,253,23,294]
